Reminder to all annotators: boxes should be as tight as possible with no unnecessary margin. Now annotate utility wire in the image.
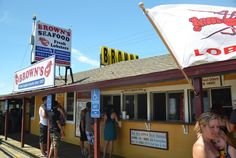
[19,44,31,69]
[77,30,156,52]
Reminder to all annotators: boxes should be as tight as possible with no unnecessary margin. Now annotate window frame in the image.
[64,91,76,123]
[166,91,185,122]
[123,92,147,120]
[151,90,185,123]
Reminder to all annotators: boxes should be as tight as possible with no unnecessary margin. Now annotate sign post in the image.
[4,100,8,140]
[46,94,55,157]
[91,89,100,158]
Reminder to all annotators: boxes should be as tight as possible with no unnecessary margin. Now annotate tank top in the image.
[218,145,231,158]
[225,144,231,158]
[39,105,48,126]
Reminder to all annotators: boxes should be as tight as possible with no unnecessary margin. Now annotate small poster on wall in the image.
[130,129,168,150]
[75,101,88,137]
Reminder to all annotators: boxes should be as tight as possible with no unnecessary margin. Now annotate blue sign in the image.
[91,110,100,118]
[91,89,100,118]
[46,95,53,111]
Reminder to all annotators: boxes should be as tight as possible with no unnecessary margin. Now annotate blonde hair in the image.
[194,112,219,138]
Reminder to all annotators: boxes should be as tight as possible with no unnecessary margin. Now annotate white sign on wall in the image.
[13,56,55,92]
[202,76,223,88]
[75,101,88,137]
[32,21,71,66]
[130,129,168,150]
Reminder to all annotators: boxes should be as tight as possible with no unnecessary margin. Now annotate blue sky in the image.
[0,0,235,95]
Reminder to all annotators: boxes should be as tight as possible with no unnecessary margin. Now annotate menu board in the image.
[130,129,168,150]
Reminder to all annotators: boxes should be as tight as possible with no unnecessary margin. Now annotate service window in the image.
[153,93,166,121]
[123,93,147,120]
[101,95,111,113]
[211,88,232,117]
[65,92,75,121]
[189,90,210,122]
[124,95,135,119]
[152,91,184,122]
[167,92,184,121]
[138,94,147,120]
[101,95,121,117]
[189,88,232,122]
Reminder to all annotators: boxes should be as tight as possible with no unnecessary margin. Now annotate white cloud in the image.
[72,48,99,67]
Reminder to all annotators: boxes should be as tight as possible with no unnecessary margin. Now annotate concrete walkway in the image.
[0,133,124,158]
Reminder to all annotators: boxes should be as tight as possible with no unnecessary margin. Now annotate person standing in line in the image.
[48,101,65,158]
[103,105,121,158]
[55,101,66,131]
[226,99,236,133]
[212,130,236,158]
[85,102,94,158]
[192,112,221,158]
[80,106,87,157]
[39,96,48,157]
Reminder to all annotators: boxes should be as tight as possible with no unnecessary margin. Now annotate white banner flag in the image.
[147,4,236,68]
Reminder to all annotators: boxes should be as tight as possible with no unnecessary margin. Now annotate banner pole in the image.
[139,2,197,95]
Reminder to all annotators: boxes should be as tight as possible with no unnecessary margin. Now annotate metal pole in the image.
[94,118,100,158]
[30,15,37,64]
[4,102,8,141]
[47,120,50,157]
[21,98,25,148]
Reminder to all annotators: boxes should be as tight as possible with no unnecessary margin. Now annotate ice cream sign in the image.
[13,56,55,92]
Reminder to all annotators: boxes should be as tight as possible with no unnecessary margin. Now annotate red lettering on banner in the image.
[40,66,44,76]
[194,44,236,56]
[43,25,48,31]
[207,48,221,55]
[37,23,71,37]
[224,45,236,54]
[14,60,53,85]
[15,74,19,85]
[48,26,54,31]
[194,49,204,56]
[44,61,52,77]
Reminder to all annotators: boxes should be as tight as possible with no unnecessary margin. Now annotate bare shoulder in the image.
[193,141,204,151]
[228,145,236,157]
[193,140,205,158]
[39,106,43,111]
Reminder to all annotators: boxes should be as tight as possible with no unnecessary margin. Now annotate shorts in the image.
[39,124,47,144]
[80,123,87,141]
[50,131,61,148]
[60,116,66,126]
[86,131,94,145]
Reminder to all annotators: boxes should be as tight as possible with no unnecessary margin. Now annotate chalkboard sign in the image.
[130,129,168,150]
